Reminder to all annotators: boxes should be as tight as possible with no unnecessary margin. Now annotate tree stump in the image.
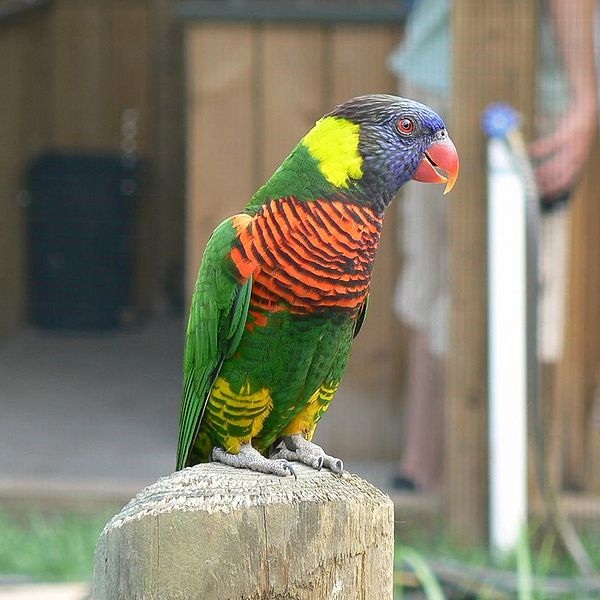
[93,463,394,600]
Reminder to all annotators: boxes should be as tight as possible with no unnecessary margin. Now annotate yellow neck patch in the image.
[302,116,363,188]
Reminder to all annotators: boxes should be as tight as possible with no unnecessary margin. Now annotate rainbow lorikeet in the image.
[177,94,459,476]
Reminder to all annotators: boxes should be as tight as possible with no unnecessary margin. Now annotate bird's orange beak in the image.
[412,136,459,194]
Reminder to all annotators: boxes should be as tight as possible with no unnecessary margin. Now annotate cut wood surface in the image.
[93,463,394,600]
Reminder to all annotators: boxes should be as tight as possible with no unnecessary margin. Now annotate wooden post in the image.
[93,464,394,599]
[556,135,600,492]
[448,0,537,545]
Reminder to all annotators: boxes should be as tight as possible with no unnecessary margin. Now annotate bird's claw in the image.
[272,434,344,475]
[271,446,322,471]
[284,461,298,480]
[322,455,344,475]
[211,444,296,478]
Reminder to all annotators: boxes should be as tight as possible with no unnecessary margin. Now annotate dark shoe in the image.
[392,473,417,491]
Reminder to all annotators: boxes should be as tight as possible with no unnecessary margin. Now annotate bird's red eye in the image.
[397,117,415,135]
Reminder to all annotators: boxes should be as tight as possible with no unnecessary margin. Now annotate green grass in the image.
[394,522,600,599]
[396,522,600,575]
[0,509,116,582]
[396,545,446,600]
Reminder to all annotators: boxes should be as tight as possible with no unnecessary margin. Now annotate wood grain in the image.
[93,464,394,599]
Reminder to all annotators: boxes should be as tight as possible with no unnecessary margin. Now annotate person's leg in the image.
[398,330,445,491]
[393,84,449,492]
[394,185,448,492]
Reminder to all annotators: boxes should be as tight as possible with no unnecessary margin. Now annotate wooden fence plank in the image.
[185,23,256,298]
[328,25,400,106]
[23,11,51,157]
[555,136,600,493]
[0,11,50,336]
[47,2,110,149]
[258,23,326,182]
[109,3,154,313]
[560,188,587,490]
[0,23,28,336]
[150,0,186,313]
[108,4,151,153]
[581,140,600,494]
[449,0,537,544]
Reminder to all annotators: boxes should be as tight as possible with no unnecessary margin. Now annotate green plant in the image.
[515,526,534,600]
[396,545,446,600]
[394,521,600,599]
[0,509,114,581]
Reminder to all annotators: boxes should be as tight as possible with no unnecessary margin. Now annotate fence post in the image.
[93,463,394,599]
[448,0,537,546]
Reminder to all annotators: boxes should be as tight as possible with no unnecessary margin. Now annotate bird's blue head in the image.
[322,94,459,212]
[249,94,459,214]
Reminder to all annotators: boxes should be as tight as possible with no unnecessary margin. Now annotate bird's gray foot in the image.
[211,443,296,478]
[271,434,344,475]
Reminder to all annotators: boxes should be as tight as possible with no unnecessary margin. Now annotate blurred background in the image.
[1,0,600,596]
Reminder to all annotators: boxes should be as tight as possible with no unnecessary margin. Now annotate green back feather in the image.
[246,143,334,211]
[246,116,365,211]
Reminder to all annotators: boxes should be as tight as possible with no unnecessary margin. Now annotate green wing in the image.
[176,216,254,470]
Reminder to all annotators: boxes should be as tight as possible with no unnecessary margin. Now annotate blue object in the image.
[28,153,138,330]
[482,103,521,138]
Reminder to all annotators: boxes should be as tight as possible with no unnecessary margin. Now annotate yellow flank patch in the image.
[207,376,273,453]
[302,116,363,188]
[230,213,253,235]
[283,381,339,440]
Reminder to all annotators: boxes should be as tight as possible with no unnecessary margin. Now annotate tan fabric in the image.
[395,85,569,361]
[394,85,450,356]
[538,207,569,362]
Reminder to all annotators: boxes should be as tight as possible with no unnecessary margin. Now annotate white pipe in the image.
[487,136,528,554]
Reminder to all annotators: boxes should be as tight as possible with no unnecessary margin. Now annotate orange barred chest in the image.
[230,198,383,315]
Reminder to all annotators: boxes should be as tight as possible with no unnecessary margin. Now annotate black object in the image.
[392,473,417,492]
[540,189,572,214]
[27,153,137,330]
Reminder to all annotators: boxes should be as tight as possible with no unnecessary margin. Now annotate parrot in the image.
[176,94,459,477]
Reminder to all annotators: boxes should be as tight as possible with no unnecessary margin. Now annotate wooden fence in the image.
[448,0,600,541]
[0,0,184,336]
